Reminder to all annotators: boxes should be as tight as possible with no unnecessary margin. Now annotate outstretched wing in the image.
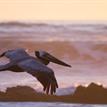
[17,58,58,95]
[0,49,29,61]
[0,62,15,71]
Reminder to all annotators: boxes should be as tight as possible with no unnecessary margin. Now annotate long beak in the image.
[0,52,6,58]
[45,53,71,67]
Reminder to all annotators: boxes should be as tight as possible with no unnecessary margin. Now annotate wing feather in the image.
[17,58,58,94]
[0,62,15,71]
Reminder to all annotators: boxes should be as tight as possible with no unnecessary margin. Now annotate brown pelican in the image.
[0,49,71,95]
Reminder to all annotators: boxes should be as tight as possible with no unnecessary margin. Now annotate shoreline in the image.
[0,83,107,104]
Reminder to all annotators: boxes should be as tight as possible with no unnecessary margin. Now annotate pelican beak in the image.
[0,52,6,58]
[45,53,71,67]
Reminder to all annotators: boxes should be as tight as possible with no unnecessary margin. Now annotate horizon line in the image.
[0,20,107,24]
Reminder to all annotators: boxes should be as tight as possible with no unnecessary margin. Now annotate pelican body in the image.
[0,49,71,95]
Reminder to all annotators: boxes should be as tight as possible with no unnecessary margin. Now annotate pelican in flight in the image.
[0,49,71,95]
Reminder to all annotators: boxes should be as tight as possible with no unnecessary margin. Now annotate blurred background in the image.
[0,22,107,95]
[0,0,107,95]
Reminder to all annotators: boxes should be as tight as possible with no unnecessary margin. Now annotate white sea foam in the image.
[0,102,106,107]
[0,22,107,42]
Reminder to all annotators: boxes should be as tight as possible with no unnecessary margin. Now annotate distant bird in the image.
[0,49,71,95]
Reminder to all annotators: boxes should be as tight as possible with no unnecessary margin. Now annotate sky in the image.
[0,0,107,93]
[0,0,106,21]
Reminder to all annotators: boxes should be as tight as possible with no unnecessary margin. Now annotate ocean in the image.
[0,22,107,90]
[0,22,107,106]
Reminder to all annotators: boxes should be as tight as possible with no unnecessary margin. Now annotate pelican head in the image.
[35,50,71,67]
